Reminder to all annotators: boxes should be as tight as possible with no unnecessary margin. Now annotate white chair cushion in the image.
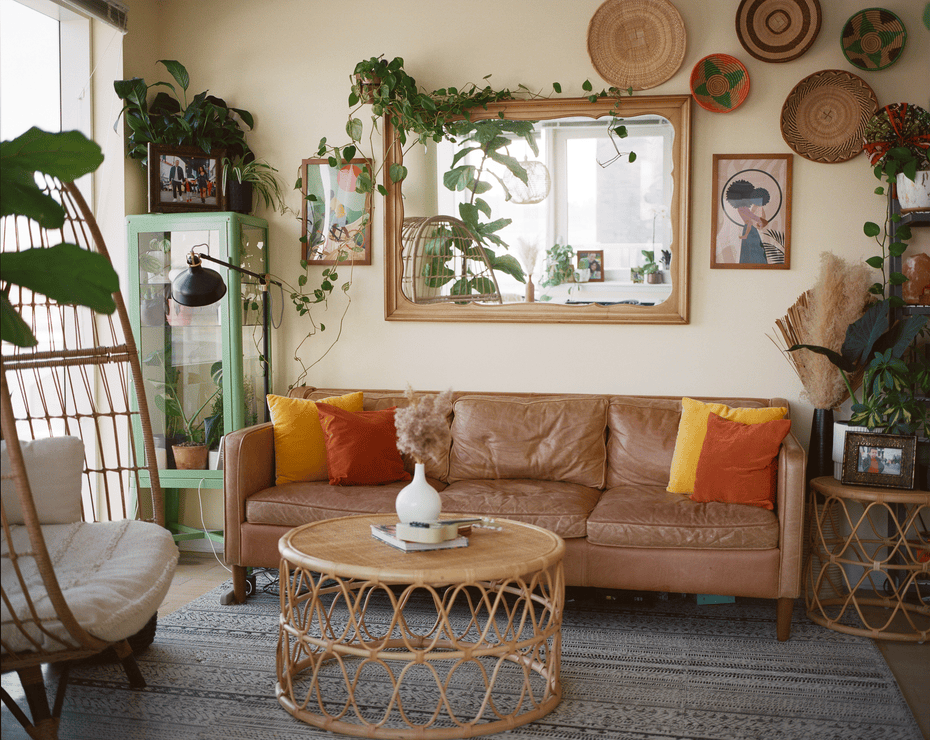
[1,436,84,525]
[1,519,179,654]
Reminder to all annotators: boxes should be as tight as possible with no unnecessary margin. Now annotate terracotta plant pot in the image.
[172,443,209,470]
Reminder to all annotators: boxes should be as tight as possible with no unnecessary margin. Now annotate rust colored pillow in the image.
[692,413,792,510]
[316,403,411,486]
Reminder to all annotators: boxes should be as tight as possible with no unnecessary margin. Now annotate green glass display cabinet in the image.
[127,212,270,542]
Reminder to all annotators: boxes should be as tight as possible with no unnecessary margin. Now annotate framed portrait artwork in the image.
[842,432,917,489]
[301,158,373,265]
[711,154,792,269]
[148,144,225,213]
[576,250,604,282]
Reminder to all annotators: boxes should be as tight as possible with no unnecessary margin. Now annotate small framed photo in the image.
[301,157,373,265]
[148,144,225,213]
[576,250,604,282]
[711,153,792,269]
[842,433,917,490]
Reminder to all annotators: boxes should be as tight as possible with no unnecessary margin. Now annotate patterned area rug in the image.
[1,582,922,740]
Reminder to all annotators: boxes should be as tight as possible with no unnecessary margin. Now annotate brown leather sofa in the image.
[224,388,806,639]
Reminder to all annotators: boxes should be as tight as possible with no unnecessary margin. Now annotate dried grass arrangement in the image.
[771,253,872,410]
[394,388,453,465]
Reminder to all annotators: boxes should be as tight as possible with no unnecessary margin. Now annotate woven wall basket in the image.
[780,69,877,163]
[736,0,822,63]
[587,0,686,91]
[841,8,907,71]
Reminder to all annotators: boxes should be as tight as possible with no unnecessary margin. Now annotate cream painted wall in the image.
[116,0,929,527]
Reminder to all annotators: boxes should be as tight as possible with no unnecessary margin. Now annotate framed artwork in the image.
[842,432,917,490]
[301,158,373,265]
[148,144,225,213]
[711,154,792,269]
[576,250,604,282]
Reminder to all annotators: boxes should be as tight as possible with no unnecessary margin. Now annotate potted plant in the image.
[540,242,576,290]
[114,59,254,168]
[222,155,288,215]
[642,250,662,284]
[863,103,930,214]
[144,353,223,470]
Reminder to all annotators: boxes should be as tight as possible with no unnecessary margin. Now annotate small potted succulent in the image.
[642,250,662,284]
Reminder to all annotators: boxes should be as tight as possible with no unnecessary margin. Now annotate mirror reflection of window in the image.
[430,115,674,304]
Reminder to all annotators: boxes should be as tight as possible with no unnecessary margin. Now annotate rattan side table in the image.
[805,476,929,642]
[276,514,565,738]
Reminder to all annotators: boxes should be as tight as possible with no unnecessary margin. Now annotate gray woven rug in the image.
[2,582,922,739]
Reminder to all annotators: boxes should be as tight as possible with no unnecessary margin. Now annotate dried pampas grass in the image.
[394,387,453,465]
[771,252,872,410]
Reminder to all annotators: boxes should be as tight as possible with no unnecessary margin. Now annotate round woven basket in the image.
[780,69,877,163]
[736,0,822,63]
[587,0,686,91]
[841,8,907,71]
[690,54,750,113]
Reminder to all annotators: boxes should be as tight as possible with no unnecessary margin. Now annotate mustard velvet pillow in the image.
[667,397,788,494]
[267,392,364,485]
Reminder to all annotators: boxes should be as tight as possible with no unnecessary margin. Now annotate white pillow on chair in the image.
[1,436,84,524]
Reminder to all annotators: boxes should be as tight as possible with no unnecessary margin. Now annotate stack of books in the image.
[370,519,481,552]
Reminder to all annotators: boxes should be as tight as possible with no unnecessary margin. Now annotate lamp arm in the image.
[188,249,282,288]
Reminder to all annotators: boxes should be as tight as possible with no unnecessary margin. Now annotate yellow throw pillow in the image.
[667,397,787,494]
[267,392,364,485]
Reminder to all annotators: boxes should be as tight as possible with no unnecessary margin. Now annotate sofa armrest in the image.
[223,422,275,567]
[775,431,807,598]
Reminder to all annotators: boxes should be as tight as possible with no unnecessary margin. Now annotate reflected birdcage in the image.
[500,159,551,204]
[401,216,502,304]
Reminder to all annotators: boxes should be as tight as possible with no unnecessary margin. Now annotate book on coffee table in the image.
[370,523,469,552]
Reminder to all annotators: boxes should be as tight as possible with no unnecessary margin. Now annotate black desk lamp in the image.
[170,247,281,407]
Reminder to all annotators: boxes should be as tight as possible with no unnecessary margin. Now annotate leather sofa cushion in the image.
[440,479,602,539]
[605,396,783,489]
[245,478,445,528]
[449,395,607,488]
[290,388,451,481]
[587,486,778,549]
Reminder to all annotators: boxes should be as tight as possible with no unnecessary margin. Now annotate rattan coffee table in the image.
[275,514,565,738]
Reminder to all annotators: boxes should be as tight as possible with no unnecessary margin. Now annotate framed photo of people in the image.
[300,157,373,266]
[842,432,917,490]
[711,154,792,269]
[149,144,225,213]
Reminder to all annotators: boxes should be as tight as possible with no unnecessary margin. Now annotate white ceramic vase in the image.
[395,463,442,524]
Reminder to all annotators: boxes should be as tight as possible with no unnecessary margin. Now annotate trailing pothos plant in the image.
[1,128,118,347]
[315,56,634,296]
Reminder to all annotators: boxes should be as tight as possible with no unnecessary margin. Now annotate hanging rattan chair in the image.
[1,177,178,739]
[400,215,503,305]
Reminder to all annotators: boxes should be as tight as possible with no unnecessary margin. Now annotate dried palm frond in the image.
[770,253,872,410]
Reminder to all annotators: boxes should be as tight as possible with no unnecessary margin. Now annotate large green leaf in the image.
[157,59,190,92]
[2,244,118,314]
[0,293,38,347]
[788,343,857,373]
[487,253,526,282]
[0,128,104,184]
[842,300,890,364]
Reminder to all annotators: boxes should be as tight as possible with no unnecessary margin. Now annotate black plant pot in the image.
[226,180,253,214]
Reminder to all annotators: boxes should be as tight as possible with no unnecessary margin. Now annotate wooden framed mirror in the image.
[384,94,691,324]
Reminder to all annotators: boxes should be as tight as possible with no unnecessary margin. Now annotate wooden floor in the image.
[166,551,929,740]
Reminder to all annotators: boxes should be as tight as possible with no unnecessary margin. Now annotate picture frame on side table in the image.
[711,153,792,270]
[149,144,225,213]
[842,432,917,490]
[300,157,373,265]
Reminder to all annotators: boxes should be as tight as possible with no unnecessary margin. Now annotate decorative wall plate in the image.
[736,0,822,63]
[841,8,907,71]
[587,0,687,91]
[780,69,877,163]
[690,54,750,113]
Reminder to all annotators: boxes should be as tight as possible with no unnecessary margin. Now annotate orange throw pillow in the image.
[692,412,792,510]
[316,403,412,486]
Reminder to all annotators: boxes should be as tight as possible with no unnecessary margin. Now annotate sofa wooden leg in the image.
[776,597,794,641]
[232,565,248,603]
